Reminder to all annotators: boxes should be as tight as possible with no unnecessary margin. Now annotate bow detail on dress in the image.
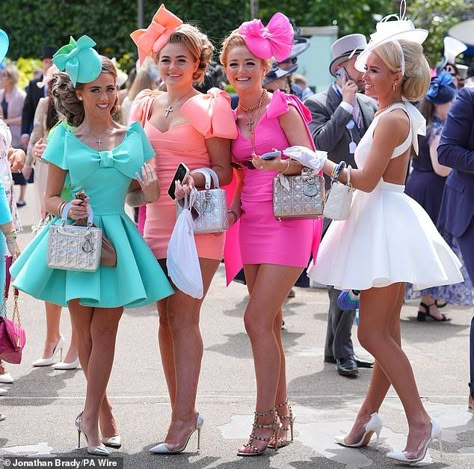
[404,101,426,155]
[130,3,183,66]
[238,12,293,62]
[53,36,102,86]
[181,88,238,139]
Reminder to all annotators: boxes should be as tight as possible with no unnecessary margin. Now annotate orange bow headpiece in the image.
[130,4,183,66]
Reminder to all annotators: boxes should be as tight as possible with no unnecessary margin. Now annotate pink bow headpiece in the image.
[130,4,183,66]
[238,12,294,62]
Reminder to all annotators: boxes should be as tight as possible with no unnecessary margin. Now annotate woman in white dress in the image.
[308,13,463,464]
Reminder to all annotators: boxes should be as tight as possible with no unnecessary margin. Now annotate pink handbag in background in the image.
[0,255,26,364]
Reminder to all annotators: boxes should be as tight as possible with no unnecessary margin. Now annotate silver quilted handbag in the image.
[176,167,229,234]
[323,165,353,220]
[273,167,325,219]
[47,203,102,272]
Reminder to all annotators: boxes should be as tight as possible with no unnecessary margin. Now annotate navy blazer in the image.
[438,87,474,239]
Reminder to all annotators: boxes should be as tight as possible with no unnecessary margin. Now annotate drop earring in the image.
[392,82,397,91]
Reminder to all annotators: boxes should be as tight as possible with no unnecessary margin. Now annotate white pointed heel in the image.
[150,414,204,454]
[102,435,122,449]
[335,412,383,448]
[32,335,65,367]
[75,412,110,456]
[53,357,80,370]
[386,419,442,464]
[0,372,14,384]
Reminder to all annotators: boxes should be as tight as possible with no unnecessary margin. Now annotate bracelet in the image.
[57,200,66,217]
[332,161,347,180]
[279,159,291,175]
[227,209,238,223]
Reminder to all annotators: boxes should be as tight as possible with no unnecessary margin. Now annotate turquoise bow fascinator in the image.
[53,35,102,86]
[0,29,9,63]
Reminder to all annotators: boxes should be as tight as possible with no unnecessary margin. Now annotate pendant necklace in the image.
[164,91,195,118]
[239,89,267,134]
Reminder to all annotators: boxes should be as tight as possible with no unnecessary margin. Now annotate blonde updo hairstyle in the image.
[373,39,430,102]
[157,24,214,86]
[220,30,272,72]
[51,56,119,128]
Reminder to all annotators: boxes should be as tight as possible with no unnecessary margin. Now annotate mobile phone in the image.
[335,67,348,86]
[167,162,190,200]
[261,150,282,160]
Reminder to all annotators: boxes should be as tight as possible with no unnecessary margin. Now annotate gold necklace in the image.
[164,91,195,118]
[239,90,267,133]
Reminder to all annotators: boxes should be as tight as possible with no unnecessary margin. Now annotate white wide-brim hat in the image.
[355,17,428,72]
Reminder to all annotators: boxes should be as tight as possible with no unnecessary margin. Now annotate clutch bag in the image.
[176,167,228,234]
[273,167,325,219]
[47,203,102,272]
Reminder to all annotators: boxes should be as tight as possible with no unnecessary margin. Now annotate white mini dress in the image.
[307,102,463,291]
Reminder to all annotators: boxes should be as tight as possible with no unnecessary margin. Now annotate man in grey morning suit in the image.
[305,34,377,377]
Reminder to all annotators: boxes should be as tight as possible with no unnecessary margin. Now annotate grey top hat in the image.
[329,34,367,76]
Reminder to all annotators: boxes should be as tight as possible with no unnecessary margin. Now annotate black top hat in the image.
[40,46,58,60]
[264,63,298,86]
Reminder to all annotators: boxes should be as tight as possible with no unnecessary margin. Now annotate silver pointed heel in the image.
[75,412,110,456]
[102,435,122,449]
[149,414,204,454]
[32,335,65,367]
[335,412,383,448]
[386,419,442,464]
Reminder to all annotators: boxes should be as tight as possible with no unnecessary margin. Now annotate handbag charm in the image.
[47,203,102,272]
[273,167,325,219]
[323,163,353,220]
[176,167,229,234]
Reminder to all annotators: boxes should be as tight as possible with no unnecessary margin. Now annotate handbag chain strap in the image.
[12,289,21,326]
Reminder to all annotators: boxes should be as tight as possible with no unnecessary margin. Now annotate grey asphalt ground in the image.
[0,187,473,469]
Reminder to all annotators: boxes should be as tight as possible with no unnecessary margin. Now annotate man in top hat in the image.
[305,34,377,377]
[21,45,57,149]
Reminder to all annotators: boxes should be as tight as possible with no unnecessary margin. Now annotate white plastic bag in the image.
[167,194,204,299]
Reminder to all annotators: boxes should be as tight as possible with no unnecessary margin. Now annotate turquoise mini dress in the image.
[11,122,174,308]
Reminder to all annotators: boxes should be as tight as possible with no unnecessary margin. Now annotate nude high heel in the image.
[268,399,295,449]
[237,408,280,456]
[149,413,203,454]
[75,412,110,456]
[335,412,383,448]
[386,419,442,464]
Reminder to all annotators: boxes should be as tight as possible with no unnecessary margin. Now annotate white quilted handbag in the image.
[176,167,228,234]
[323,165,353,220]
[47,203,102,272]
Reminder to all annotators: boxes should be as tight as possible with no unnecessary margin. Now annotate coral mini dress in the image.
[308,103,463,291]
[10,122,174,308]
[228,90,322,268]
[131,89,237,261]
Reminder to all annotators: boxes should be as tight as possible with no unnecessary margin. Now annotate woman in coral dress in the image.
[221,13,322,456]
[130,5,235,454]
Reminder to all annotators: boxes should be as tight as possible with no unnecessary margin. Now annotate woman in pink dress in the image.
[130,5,236,454]
[221,13,322,456]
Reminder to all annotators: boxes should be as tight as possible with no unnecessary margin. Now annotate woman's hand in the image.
[135,163,160,203]
[33,138,47,161]
[251,154,288,173]
[227,206,241,226]
[6,239,21,261]
[175,173,195,200]
[67,197,90,220]
[8,148,26,173]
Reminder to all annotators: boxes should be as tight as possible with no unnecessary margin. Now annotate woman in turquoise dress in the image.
[10,37,173,455]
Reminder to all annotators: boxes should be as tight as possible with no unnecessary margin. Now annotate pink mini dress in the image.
[130,89,237,260]
[228,90,322,268]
